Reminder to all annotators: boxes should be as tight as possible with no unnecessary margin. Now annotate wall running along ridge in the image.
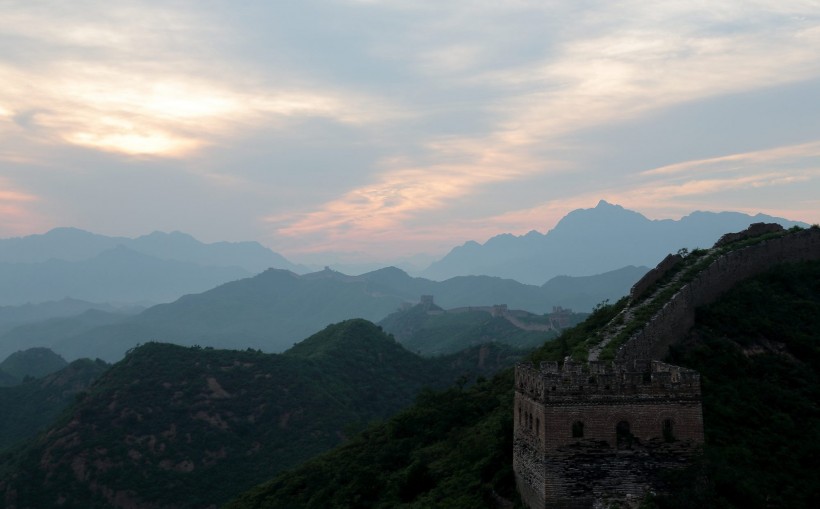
[514,225,820,508]
[616,227,820,362]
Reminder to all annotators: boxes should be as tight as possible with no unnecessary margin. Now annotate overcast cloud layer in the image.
[1,0,818,265]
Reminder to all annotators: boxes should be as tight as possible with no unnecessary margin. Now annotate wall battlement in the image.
[516,360,701,402]
[514,359,704,508]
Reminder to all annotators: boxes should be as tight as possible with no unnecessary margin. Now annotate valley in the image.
[0,210,817,508]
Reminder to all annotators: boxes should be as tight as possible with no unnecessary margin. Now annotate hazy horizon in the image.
[2,200,811,274]
[2,1,818,264]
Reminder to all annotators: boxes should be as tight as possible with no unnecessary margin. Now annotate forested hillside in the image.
[230,260,820,509]
[0,320,520,508]
[379,303,585,356]
[0,357,109,451]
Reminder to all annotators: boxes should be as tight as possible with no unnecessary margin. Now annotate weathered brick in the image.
[514,360,703,508]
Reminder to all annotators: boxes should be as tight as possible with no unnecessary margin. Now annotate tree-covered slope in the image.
[655,260,820,508]
[229,260,820,509]
[379,304,583,356]
[227,302,623,509]
[0,357,109,451]
[30,264,630,363]
[0,319,519,509]
[0,347,67,386]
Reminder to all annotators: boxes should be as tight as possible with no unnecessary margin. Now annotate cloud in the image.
[0,2,404,158]
[267,0,820,255]
[0,178,43,236]
[640,141,820,177]
[268,158,531,237]
[447,139,820,242]
[1,1,819,260]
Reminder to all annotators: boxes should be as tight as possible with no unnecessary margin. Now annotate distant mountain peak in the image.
[422,201,808,284]
[366,266,411,278]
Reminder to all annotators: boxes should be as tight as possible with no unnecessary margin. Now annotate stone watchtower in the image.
[514,360,704,508]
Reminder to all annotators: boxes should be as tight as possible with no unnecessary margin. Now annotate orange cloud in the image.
[0,3,404,160]
[0,180,44,237]
[267,2,820,256]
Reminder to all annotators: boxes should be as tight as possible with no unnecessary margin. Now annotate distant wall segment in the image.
[616,227,820,362]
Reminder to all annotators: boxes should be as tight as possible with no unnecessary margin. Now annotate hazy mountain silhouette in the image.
[0,227,304,274]
[0,347,67,386]
[0,228,307,306]
[0,309,133,361]
[0,298,143,336]
[6,264,643,363]
[0,246,250,305]
[422,200,808,284]
[127,230,303,274]
[0,227,125,263]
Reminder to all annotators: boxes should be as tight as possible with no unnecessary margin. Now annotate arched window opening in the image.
[616,420,633,450]
[572,420,584,438]
[662,419,675,442]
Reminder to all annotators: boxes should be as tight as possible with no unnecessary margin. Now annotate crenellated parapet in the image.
[516,359,701,403]
[514,359,704,508]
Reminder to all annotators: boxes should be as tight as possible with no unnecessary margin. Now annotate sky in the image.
[1,0,819,266]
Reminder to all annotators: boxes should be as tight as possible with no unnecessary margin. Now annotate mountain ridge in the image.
[227,228,820,509]
[2,265,644,362]
[0,319,521,508]
[422,201,808,284]
[0,228,308,306]
[0,227,304,274]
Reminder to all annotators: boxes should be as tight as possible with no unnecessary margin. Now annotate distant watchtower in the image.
[514,360,704,508]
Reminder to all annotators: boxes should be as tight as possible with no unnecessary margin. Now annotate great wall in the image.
[513,224,820,508]
[416,295,573,332]
[613,224,820,361]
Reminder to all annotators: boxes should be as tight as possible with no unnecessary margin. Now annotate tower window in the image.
[572,421,584,438]
[616,420,633,449]
[662,419,675,442]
